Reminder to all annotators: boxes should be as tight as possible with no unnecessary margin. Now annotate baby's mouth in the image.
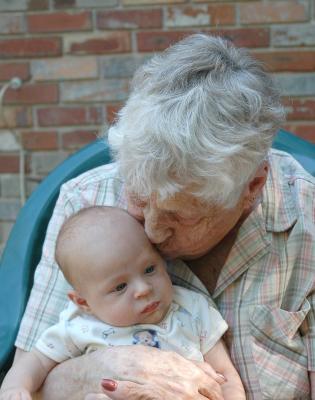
[141,301,160,314]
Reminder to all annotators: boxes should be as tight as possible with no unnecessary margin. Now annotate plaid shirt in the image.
[16,150,315,399]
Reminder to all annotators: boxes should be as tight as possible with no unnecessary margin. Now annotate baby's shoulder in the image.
[172,286,214,314]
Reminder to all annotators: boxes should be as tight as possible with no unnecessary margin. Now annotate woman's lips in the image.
[141,301,160,314]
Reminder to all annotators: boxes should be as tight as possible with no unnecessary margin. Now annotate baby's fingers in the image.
[0,389,31,400]
[20,392,32,400]
[193,360,226,384]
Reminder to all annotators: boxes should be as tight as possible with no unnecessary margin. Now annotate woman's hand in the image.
[41,345,224,400]
[84,345,224,400]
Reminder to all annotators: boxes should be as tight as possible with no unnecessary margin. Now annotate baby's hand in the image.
[0,388,32,400]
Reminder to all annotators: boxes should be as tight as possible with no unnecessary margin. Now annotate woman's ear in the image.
[243,161,269,211]
[68,290,91,313]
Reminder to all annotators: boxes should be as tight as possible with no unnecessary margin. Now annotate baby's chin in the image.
[139,306,170,325]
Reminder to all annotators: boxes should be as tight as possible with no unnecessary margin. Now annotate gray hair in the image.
[108,34,285,208]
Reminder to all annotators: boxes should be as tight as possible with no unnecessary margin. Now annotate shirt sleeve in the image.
[15,183,74,351]
[35,305,82,363]
[193,292,228,355]
[305,292,315,371]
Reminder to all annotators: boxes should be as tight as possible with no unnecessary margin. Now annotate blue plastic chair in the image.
[273,130,315,176]
[0,130,314,379]
[0,139,111,380]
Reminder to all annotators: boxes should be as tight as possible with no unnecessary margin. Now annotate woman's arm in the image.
[204,340,246,400]
[37,345,224,400]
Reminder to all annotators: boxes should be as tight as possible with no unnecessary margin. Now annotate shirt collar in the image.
[213,205,271,298]
[262,150,298,232]
[213,151,298,298]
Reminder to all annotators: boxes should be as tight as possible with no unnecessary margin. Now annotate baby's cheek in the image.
[108,304,136,326]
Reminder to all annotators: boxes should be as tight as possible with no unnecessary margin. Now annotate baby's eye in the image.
[115,283,127,292]
[145,265,155,274]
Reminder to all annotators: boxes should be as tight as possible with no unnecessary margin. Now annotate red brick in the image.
[208,5,235,26]
[53,0,76,8]
[137,28,269,52]
[21,131,58,150]
[283,98,315,121]
[68,32,131,55]
[240,1,308,24]
[88,107,103,124]
[97,9,162,30]
[284,124,315,144]
[211,28,270,48]
[253,51,315,72]
[0,38,61,58]
[0,154,20,173]
[124,0,185,4]
[61,130,97,149]
[137,31,193,52]
[0,63,30,81]
[28,0,49,10]
[4,83,58,105]
[28,11,91,33]
[0,107,32,128]
[37,106,102,126]
[106,103,122,124]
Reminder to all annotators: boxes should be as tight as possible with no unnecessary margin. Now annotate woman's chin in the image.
[158,247,180,260]
[159,247,206,260]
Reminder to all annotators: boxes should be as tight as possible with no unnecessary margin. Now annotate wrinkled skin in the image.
[82,346,224,400]
[126,190,249,260]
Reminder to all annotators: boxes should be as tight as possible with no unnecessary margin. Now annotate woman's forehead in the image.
[127,188,219,214]
[159,192,221,217]
[156,192,201,210]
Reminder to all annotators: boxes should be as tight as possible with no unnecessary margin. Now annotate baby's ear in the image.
[68,290,91,312]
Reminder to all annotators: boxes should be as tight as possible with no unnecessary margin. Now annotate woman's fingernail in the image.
[216,373,227,383]
[101,379,117,392]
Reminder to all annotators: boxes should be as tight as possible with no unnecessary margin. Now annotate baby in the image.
[0,206,245,399]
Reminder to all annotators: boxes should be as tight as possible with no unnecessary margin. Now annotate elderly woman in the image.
[13,34,315,399]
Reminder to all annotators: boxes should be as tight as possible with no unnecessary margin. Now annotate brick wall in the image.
[0,0,315,252]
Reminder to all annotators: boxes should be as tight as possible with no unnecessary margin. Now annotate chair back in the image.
[0,139,111,375]
[272,129,315,176]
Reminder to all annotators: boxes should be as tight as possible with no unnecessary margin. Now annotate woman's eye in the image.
[175,214,200,225]
[135,200,147,208]
[145,265,155,274]
[129,194,147,208]
[115,283,127,292]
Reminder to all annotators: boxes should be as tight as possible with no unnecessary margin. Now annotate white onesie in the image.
[36,286,228,362]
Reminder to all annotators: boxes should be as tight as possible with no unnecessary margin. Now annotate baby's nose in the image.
[134,280,152,299]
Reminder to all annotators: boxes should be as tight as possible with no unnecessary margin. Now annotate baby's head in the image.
[55,206,173,327]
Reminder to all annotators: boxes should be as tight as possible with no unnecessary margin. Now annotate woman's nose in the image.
[127,201,145,224]
[144,209,172,245]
